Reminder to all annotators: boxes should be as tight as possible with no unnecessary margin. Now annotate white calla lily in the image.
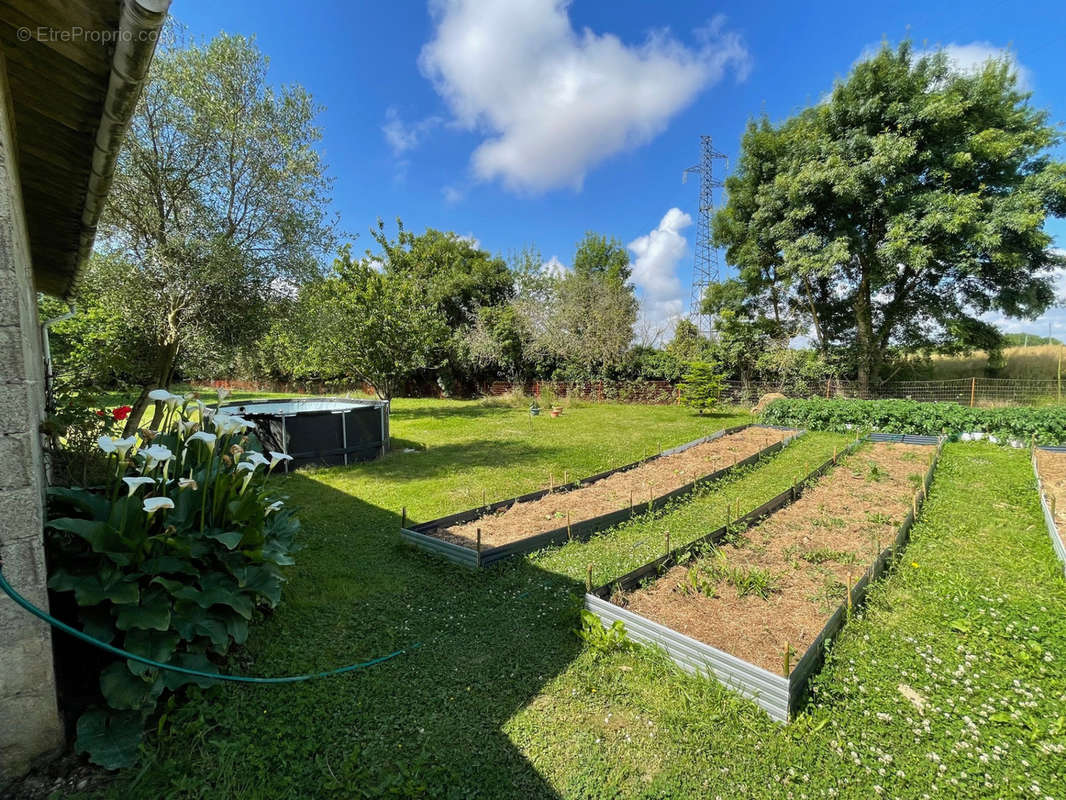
[265,500,284,515]
[148,388,183,409]
[178,478,198,490]
[268,451,293,470]
[243,451,269,469]
[113,436,137,459]
[141,444,173,466]
[188,431,217,452]
[122,476,155,496]
[97,436,118,454]
[236,461,256,473]
[142,496,174,514]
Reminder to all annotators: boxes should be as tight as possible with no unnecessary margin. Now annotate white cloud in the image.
[627,207,692,341]
[442,185,465,204]
[419,1,749,192]
[925,42,1033,91]
[381,107,442,155]
[541,255,569,277]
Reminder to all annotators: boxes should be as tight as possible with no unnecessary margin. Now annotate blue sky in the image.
[177,0,1066,342]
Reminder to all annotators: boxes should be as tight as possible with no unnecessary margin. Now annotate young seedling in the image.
[664,531,671,556]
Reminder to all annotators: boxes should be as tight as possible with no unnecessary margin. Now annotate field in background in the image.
[924,344,1066,380]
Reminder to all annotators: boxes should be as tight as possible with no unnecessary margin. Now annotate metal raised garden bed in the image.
[584,433,943,722]
[1031,446,1066,573]
[399,424,804,568]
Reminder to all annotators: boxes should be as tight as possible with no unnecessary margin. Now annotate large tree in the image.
[713,42,1066,390]
[99,31,335,432]
[572,232,632,286]
[288,247,446,400]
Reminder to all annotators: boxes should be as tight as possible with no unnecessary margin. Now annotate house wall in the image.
[0,54,64,780]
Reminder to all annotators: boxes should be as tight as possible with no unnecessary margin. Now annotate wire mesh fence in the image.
[488,377,1066,408]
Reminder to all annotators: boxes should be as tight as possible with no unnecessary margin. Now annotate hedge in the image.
[761,397,1066,445]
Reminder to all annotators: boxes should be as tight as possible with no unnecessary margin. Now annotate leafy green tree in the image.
[545,270,637,376]
[714,42,1066,391]
[292,247,446,400]
[666,319,714,362]
[99,31,336,433]
[679,361,725,414]
[572,232,632,286]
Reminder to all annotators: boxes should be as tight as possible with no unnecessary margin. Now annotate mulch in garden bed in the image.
[617,441,934,673]
[432,426,793,548]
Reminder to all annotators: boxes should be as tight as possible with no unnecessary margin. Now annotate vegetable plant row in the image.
[762,397,1066,443]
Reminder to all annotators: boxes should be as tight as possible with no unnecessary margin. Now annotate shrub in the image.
[760,396,1066,444]
[45,389,299,768]
[679,361,725,414]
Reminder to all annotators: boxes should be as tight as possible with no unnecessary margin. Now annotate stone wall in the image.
[0,54,64,780]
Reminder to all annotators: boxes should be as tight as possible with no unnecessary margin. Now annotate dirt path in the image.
[1035,450,1066,550]
[620,441,933,674]
[429,427,794,548]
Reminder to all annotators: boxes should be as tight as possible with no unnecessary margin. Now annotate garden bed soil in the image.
[618,441,933,673]
[431,427,794,548]
[1035,449,1066,546]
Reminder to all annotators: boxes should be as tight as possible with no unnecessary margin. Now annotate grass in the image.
[529,430,849,584]
[79,401,1066,799]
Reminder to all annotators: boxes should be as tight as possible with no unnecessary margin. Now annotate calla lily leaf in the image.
[75,709,144,770]
[114,591,172,632]
[100,662,155,711]
[206,530,244,550]
[48,568,139,607]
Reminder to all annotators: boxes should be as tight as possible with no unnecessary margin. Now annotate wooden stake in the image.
[549,473,554,492]
[476,528,482,554]
[846,574,853,616]
[658,441,662,456]
[664,531,670,555]
[567,510,572,541]
[783,641,792,676]
[586,564,593,592]
[970,376,976,407]
[1051,494,1057,518]
[564,469,569,484]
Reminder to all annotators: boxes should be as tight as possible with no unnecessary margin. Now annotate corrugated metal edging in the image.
[787,440,943,714]
[405,426,805,568]
[399,528,479,568]
[867,433,940,446]
[585,594,791,722]
[1032,450,1066,573]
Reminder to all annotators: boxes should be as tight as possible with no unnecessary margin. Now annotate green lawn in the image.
[90,399,1066,799]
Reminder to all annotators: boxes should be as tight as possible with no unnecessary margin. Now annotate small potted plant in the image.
[529,400,541,417]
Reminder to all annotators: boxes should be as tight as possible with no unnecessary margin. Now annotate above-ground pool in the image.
[222,398,389,470]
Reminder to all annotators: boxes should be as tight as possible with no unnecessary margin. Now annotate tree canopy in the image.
[712,41,1066,389]
[97,30,336,431]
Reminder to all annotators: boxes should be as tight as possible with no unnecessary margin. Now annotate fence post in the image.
[970,377,976,408]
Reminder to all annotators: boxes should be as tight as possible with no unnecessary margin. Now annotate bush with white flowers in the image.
[45,389,299,768]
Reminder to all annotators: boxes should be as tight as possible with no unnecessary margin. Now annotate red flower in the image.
[112,405,133,422]
[95,409,105,417]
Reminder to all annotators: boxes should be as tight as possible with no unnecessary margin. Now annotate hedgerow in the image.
[761,397,1066,444]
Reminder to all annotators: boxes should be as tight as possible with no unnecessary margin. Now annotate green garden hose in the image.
[0,564,417,683]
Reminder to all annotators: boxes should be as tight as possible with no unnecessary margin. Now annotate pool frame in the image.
[223,397,390,470]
